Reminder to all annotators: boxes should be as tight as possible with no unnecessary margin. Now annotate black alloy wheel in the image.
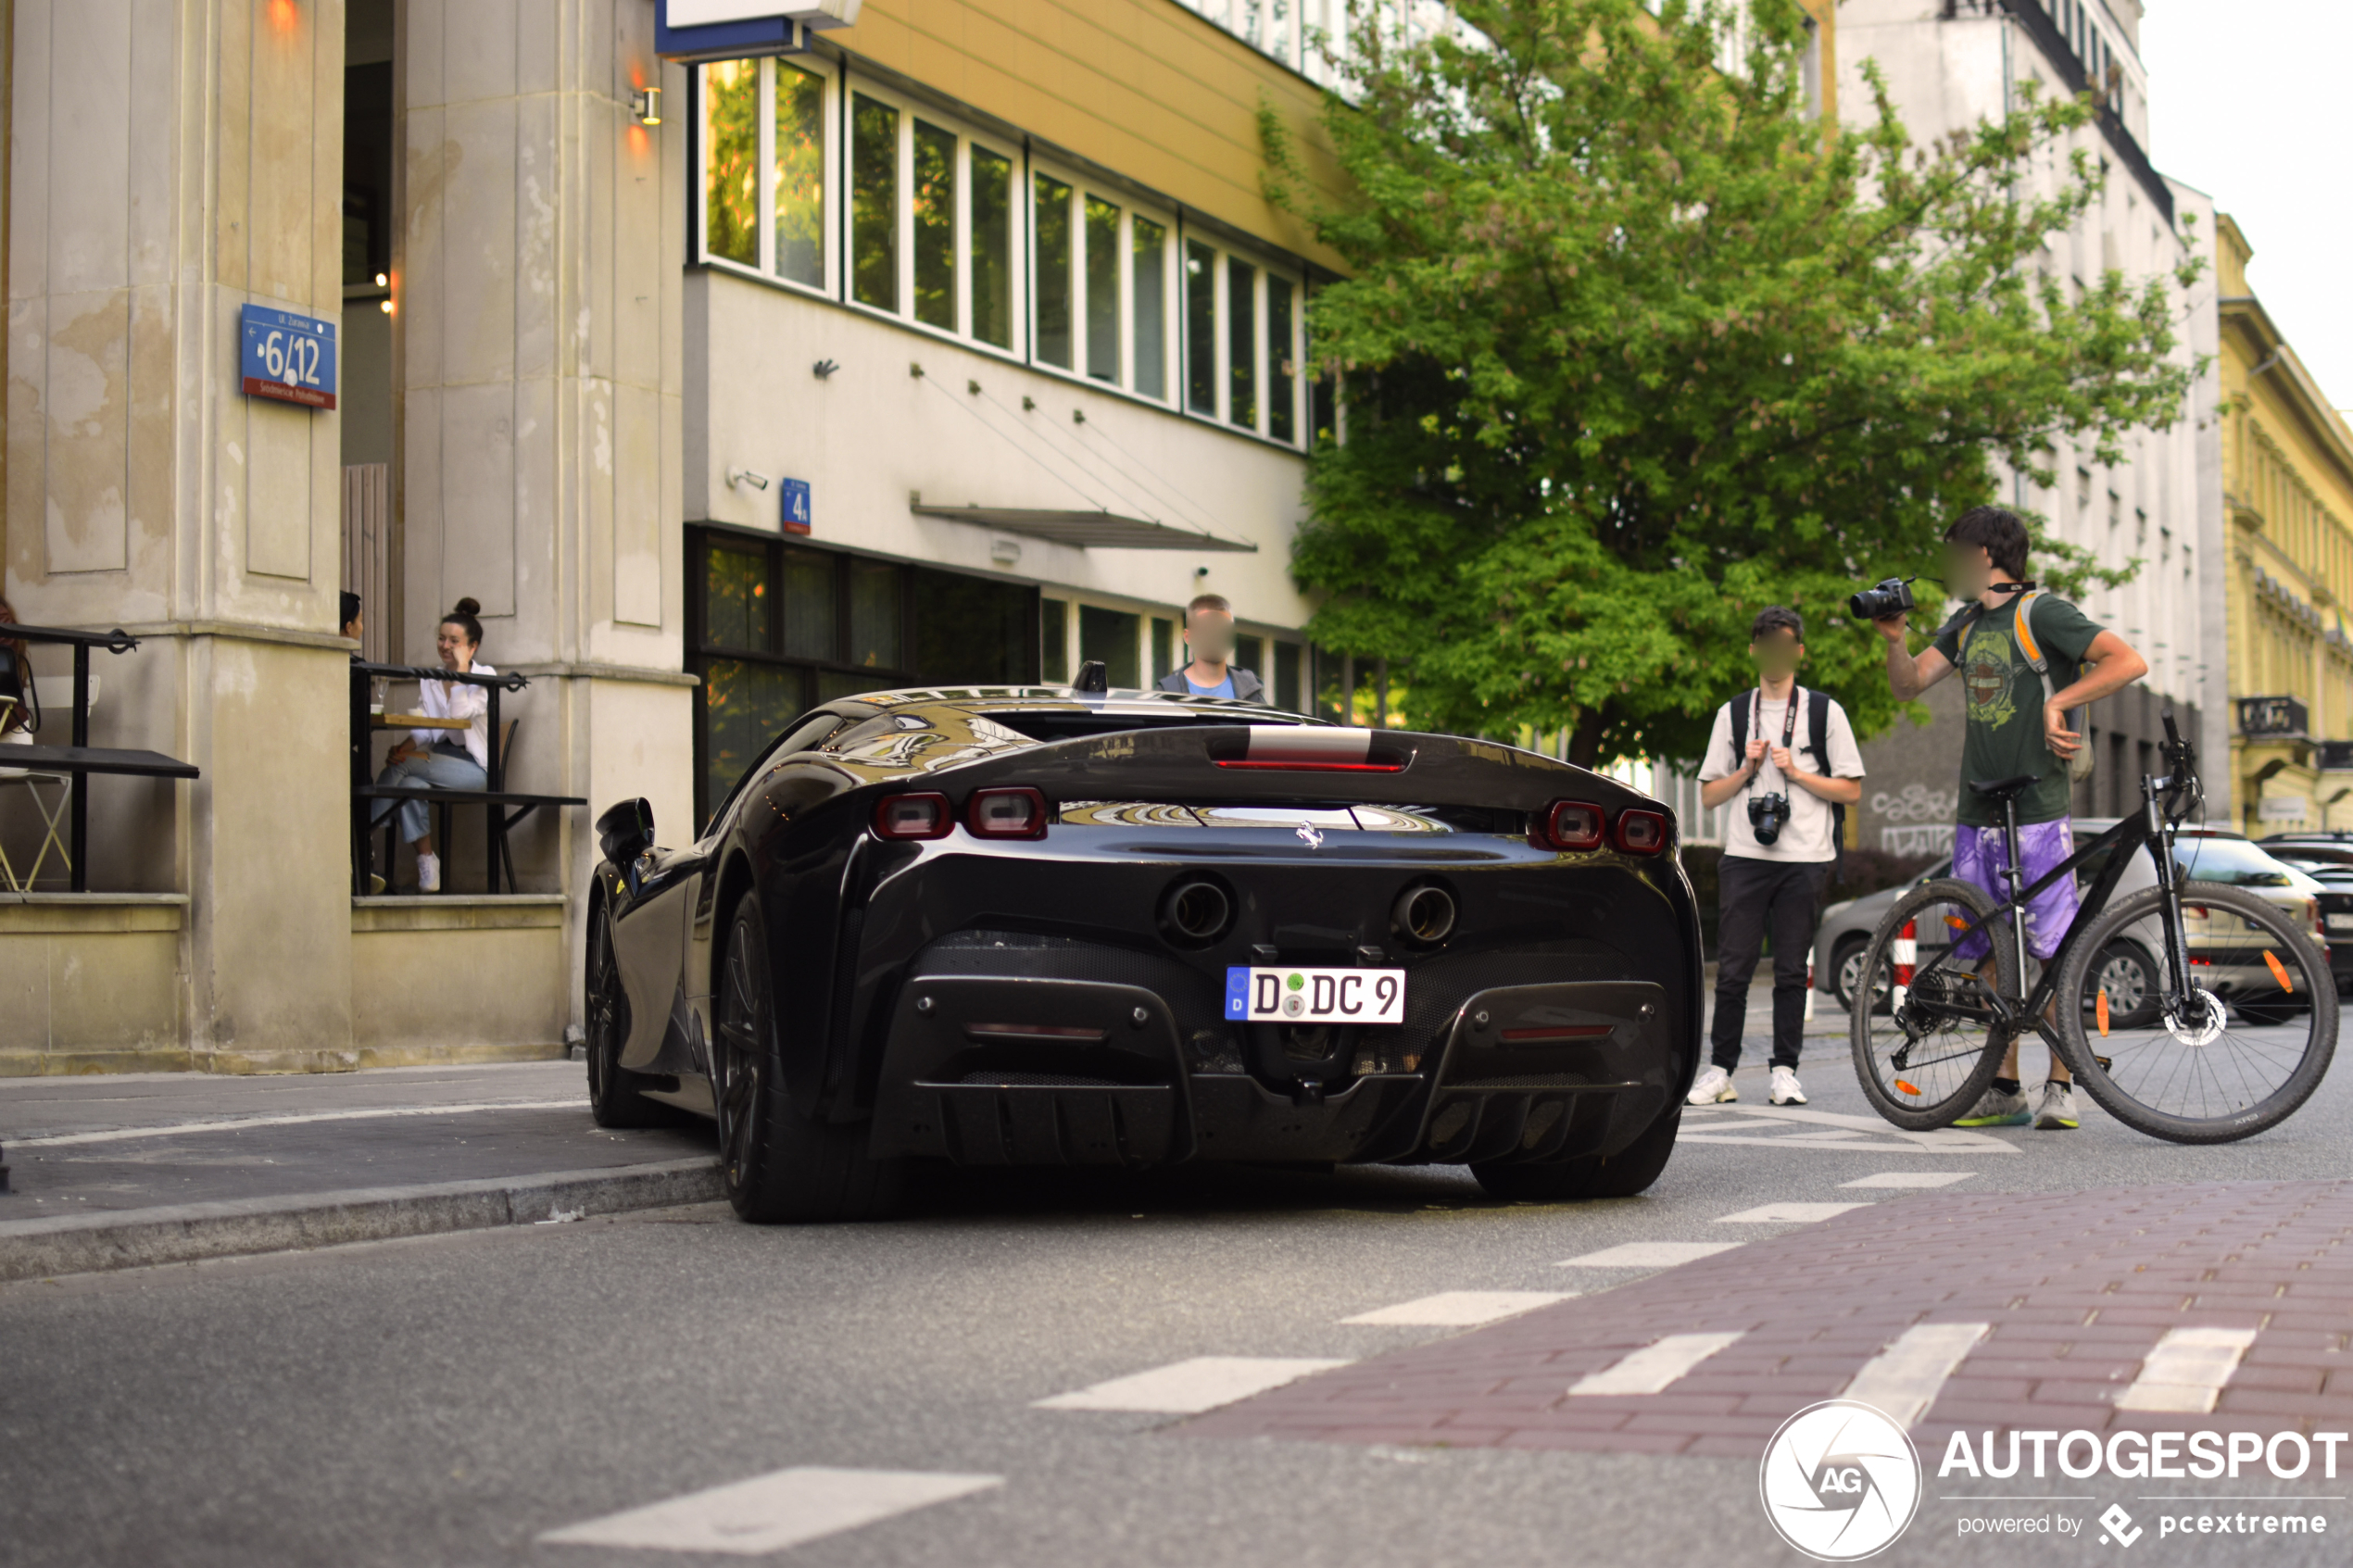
[585,904,672,1129]
[713,890,906,1223]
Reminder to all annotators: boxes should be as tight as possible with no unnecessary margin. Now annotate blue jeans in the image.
[373,746,485,844]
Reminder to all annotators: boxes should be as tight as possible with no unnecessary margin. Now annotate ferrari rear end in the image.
[843,719,1701,1196]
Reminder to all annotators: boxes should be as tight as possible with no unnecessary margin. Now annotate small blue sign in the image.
[239,303,338,410]
[1224,967,1251,1021]
[780,477,812,534]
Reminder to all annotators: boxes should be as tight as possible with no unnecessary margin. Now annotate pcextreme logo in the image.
[1760,1400,1923,1562]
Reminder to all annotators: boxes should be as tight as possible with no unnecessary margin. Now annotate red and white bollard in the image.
[1891,920,1917,1014]
[1805,960,1817,1021]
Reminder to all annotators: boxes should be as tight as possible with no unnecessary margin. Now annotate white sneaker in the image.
[1769,1065,1807,1105]
[417,851,441,894]
[1687,1065,1737,1104]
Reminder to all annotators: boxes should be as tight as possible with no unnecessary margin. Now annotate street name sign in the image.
[239,304,338,410]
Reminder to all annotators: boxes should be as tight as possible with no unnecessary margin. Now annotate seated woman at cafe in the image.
[371,597,493,893]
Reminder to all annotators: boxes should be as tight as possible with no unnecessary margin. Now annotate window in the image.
[850,94,899,309]
[702,59,832,291]
[971,148,1014,348]
[912,120,957,331]
[1151,617,1175,681]
[1179,233,1306,444]
[1040,598,1069,683]
[1185,241,1216,414]
[1078,605,1141,688]
[1085,196,1122,383]
[1133,217,1169,401]
[687,530,1040,821]
[1034,174,1075,369]
[1033,166,1172,399]
[1227,257,1258,430]
[1267,277,1297,443]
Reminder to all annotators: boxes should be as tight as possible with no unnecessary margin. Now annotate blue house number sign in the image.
[780,477,812,534]
[239,304,338,410]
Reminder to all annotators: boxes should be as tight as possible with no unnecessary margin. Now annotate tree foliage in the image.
[1264,0,2203,766]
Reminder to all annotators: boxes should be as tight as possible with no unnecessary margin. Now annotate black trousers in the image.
[1710,855,1829,1071]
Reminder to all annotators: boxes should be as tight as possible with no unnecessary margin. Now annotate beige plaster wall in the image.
[0,896,187,1073]
[349,895,569,1063]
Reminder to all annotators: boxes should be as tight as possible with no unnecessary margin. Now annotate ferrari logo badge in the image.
[1295,823,1324,849]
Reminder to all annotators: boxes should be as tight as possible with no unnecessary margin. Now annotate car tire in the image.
[1830,937,1873,1013]
[585,903,677,1130]
[1470,1104,1680,1202]
[715,890,906,1223]
[2083,940,2159,1031]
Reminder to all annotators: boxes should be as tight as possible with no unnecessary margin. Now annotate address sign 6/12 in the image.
[240,303,338,410]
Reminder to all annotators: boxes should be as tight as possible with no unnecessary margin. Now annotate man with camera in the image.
[1689,608,1867,1106]
[1869,505,2148,1131]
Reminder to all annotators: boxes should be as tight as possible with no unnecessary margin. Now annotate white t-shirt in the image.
[1696,687,1866,863]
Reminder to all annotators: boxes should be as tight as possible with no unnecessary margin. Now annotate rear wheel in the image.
[1471,1104,1680,1201]
[2057,884,2336,1144]
[714,890,906,1223]
[1849,879,2017,1130]
[585,904,673,1129]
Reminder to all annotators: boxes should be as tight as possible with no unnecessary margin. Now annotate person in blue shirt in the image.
[1154,594,1265,701]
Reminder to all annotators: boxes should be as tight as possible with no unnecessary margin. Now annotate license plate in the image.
[1225,966,1406,1024]
[2330,913,2353,934]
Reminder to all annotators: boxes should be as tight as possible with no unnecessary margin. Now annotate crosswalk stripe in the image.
[1340,1291,1572,1326]
[2115,1326,2259,1412]
[1840,1322,1990,1427]
[1568,1332,1746,1396]
[1716,1201,1871,1223]
[1554,1241,1743,1269]
[1840,1172,1975,1188]
[1033,1356,1350,1414]
[537,1467,1000,1555]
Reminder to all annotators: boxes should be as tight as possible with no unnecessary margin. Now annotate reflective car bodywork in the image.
[588,686,1701,1188]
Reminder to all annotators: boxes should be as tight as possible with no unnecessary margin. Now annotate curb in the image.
[0,1157,724,1284]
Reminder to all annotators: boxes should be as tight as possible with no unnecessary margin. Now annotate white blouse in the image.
[413,660,496,771]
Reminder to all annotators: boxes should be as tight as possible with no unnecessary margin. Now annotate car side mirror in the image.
[597,797,655,865]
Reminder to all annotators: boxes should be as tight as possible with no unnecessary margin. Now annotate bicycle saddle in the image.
[1967,773,2042,801]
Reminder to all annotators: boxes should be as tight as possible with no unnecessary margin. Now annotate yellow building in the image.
[2218,216,2353,833]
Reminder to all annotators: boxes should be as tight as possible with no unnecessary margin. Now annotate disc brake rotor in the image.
[2163,987,2228,1047]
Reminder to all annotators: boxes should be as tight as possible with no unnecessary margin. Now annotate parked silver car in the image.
[1812,822,2331,1022]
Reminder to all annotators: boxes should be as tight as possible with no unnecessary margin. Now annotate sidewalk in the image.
[0,1060,719,1281]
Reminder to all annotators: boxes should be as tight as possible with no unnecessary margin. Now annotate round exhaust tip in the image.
[1163,879,1233,943]
[1393,884,1457,946]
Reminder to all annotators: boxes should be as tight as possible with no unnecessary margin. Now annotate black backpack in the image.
[1728,686,1844,876]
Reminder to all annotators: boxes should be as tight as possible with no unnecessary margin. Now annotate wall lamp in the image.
[632,87,661,125]
[727,468,772,492]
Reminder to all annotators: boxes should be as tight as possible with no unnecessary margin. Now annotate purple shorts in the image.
[1951,819,2081,963]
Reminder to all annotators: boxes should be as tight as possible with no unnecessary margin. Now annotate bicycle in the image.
[1849,715,2336,1144]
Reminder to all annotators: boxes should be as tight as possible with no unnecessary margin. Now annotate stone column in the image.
[6,0,357,1069]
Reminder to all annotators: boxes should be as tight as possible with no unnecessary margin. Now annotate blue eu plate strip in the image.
[1224,966,1251,1021]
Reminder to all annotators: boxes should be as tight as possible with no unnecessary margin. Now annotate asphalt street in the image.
[2,985,2348,1568]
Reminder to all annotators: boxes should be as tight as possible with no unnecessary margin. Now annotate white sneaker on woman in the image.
[1687,1065,1737,1104]
[417,851,441,894]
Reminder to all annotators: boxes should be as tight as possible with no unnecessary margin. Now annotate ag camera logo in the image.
[1760,1399,1922,1561]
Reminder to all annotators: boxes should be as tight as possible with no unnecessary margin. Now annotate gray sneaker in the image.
[1953,1085,2031,1127]
[2034,1081,2079,1131]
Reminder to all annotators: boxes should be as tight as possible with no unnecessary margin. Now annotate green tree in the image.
[1265,0,2201,766]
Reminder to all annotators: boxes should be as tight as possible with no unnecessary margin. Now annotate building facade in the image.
[1823,0,2227,856]
[2213,217,2353,834]
[0,0,1353,1073]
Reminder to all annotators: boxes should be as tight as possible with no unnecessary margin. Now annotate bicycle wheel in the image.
[2056,884,2337,1144]
[1851,878,2019,1130]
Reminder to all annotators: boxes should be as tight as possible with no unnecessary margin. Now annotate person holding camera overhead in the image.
[1871,505,2147,1131]
[1688,608,1867,1107]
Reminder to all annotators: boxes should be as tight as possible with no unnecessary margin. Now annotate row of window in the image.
[1039,597,1309,711]
[699,56,1317,445]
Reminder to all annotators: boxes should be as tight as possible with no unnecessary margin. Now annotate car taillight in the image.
[1535,800,1605,852]
[873,792,951,840]
[968,786,1049,840]
[1616,809,1670,855]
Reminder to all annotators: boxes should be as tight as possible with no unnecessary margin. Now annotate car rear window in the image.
[2174,837,2297,887]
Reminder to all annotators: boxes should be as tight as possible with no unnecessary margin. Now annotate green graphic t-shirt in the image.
[1930,593,2104,827]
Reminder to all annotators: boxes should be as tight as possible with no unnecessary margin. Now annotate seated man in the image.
[1154,594,1265,701]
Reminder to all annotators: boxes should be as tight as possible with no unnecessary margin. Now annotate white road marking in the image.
[1340,1291,1572,1326]
[8,1100,586,1148]
[1034,1356,1350,1413]
[2115,1326,2259,1413]
[1716,1201,1871,1223]
[1568,1332,1746,1396]
[1554,1241,1743,1269]
[1841,1322,1991,1427]
[1842,1172,1976,1188]
[537,1466,1000,1556]
[1680,1104,2021,1155]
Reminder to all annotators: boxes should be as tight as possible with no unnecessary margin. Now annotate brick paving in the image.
[1181,1180,2353,1457]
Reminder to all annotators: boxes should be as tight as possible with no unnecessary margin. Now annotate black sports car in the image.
[585,678,1702,1222]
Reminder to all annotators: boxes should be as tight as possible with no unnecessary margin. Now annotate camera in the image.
[1748,792,1791,846]
[1848,576,1916,621]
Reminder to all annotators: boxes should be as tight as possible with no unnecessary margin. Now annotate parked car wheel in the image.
[1472,1105,1680,1201]
[715,891,907,1223]
[2082,940,2159,1031]
[1831,936,1883,1014]
[585,904,676,1130]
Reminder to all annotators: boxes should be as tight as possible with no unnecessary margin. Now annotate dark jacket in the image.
[1156,665,1265,703]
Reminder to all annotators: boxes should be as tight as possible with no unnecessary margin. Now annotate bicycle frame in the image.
[1896,749,2200,1061]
